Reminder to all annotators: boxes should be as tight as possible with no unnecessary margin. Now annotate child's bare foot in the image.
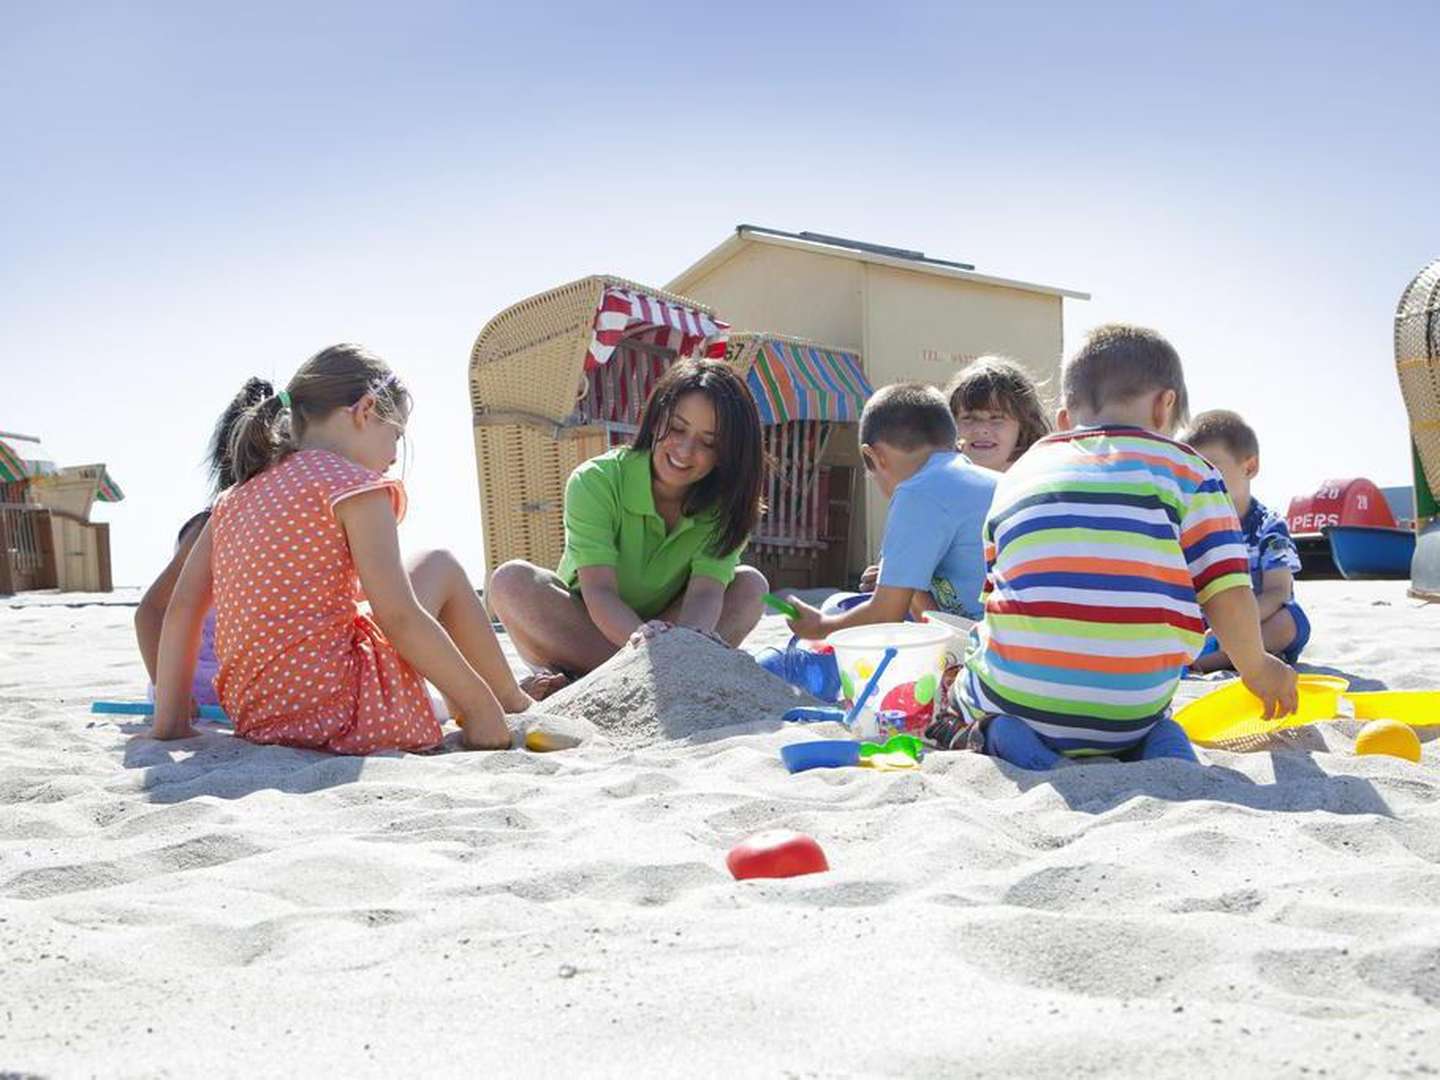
[519,671,569,702]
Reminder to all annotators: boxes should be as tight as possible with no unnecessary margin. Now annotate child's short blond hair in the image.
[1062,323,1189,424]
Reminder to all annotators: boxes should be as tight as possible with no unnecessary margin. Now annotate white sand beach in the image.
[3,581,1439,1078]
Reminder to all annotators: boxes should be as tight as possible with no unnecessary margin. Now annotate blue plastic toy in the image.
[91,701,230,724]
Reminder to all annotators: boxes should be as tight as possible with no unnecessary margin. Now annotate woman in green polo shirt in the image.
[489,359,769,696]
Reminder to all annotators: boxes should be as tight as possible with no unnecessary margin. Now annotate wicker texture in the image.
[473,419,608,587]
[1397,259,1440,502]
[469,275,722,425]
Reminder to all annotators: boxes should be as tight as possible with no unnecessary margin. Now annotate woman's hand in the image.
[628,620,673,647]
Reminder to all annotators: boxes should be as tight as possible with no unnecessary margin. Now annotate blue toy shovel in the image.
[91,701,230,724]
[845,647,898,727]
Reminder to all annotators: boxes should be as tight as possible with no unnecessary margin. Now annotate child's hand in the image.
[1237,654,1299,720]
[460,711,513,751]
[858,564,879,593]
[785,599,827,641]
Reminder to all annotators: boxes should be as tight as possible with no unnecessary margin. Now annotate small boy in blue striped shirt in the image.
[1181,409,1310,672]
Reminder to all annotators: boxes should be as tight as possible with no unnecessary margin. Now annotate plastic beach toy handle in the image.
[845,647,898,727]
[762,592,800,619]
[92,700,229,722]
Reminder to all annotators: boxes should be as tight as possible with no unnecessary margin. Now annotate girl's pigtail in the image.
[227,391,290,488]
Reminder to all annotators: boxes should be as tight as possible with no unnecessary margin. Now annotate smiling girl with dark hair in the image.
[488,358,769,695]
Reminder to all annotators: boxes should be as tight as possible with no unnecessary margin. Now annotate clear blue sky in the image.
[4,1,1437,586]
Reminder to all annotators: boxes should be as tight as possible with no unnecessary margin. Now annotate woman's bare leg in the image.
[407,550,530,713]
[486,560,619,686]
[658,565,768,646]
[715,565,768,645]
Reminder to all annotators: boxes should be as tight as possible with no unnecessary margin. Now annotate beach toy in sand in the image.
[756,637,843,702]
[516,713,593,752]
[1174,675,1350,747]
[91,701,229,723]
[830,622,948,738]
[726,830,829,880]
[858,733,924,770]
[780,733,923,773]
[781,740,861,773]
[1354,719,1423,762]
[1345,691,1440,727]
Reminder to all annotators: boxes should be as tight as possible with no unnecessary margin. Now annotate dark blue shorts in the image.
[1279,601,1311,665]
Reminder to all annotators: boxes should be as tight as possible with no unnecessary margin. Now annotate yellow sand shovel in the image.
[1176,677,1440,749]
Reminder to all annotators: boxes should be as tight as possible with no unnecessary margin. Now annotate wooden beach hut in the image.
[0,431,123,594]
[668,225,1089,573]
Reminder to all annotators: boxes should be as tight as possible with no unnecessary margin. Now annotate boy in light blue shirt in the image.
[786,383,996,638]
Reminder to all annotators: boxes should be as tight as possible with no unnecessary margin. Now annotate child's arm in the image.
[151,523,214,740]
[575,566,645,645]
[135,517,207,686]
[1200,586,1298,718]
[336,491,509,748]
[786,586,915,640]
[1255,567,1294,621]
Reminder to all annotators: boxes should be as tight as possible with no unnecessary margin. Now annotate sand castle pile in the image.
[539,628,818,749]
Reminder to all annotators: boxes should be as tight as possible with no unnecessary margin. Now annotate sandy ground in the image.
[2,580,1439,1079]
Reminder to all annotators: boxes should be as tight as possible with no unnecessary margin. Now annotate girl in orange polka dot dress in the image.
[151,344,536,753]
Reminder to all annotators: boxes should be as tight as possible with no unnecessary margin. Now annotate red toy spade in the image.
[726,830,829,880]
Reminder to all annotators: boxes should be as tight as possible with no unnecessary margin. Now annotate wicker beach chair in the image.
[468,276,728,586]
[1397,259,1440,599]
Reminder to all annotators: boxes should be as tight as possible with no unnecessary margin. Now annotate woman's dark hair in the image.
[227,344,411,487]
[945,356,1052,462]
[631,358,764,556]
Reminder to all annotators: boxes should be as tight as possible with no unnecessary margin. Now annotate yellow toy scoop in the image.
[1345,691,1440,726]
[1175,675,1350,748]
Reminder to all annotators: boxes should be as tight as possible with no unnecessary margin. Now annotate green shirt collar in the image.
[620,448,700,532]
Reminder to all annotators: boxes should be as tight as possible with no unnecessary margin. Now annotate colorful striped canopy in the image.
[0,434,58,484]
[745,340,873,425]
[585,286,729,373]
[0,437,25,483]
[96,467,125,502]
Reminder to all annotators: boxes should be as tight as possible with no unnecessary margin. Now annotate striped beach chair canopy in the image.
[94,466,124,502]
[584,285,729,373]
[738,338,874,425]
[0,432,59,484]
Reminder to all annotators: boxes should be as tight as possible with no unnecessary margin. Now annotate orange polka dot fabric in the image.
[211,449,441,755]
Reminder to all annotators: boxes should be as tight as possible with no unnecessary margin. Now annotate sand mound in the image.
[537,628,818,748]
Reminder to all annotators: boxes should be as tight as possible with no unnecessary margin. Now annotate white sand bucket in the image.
[919,611,975,671]
[828,621,951,738]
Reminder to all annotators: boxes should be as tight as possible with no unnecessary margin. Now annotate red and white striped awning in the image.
[584,286,728,372]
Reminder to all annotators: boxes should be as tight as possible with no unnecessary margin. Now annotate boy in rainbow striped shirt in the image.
[935,324,1298,769]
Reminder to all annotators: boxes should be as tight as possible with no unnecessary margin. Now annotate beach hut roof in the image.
[668,224,1091,301]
